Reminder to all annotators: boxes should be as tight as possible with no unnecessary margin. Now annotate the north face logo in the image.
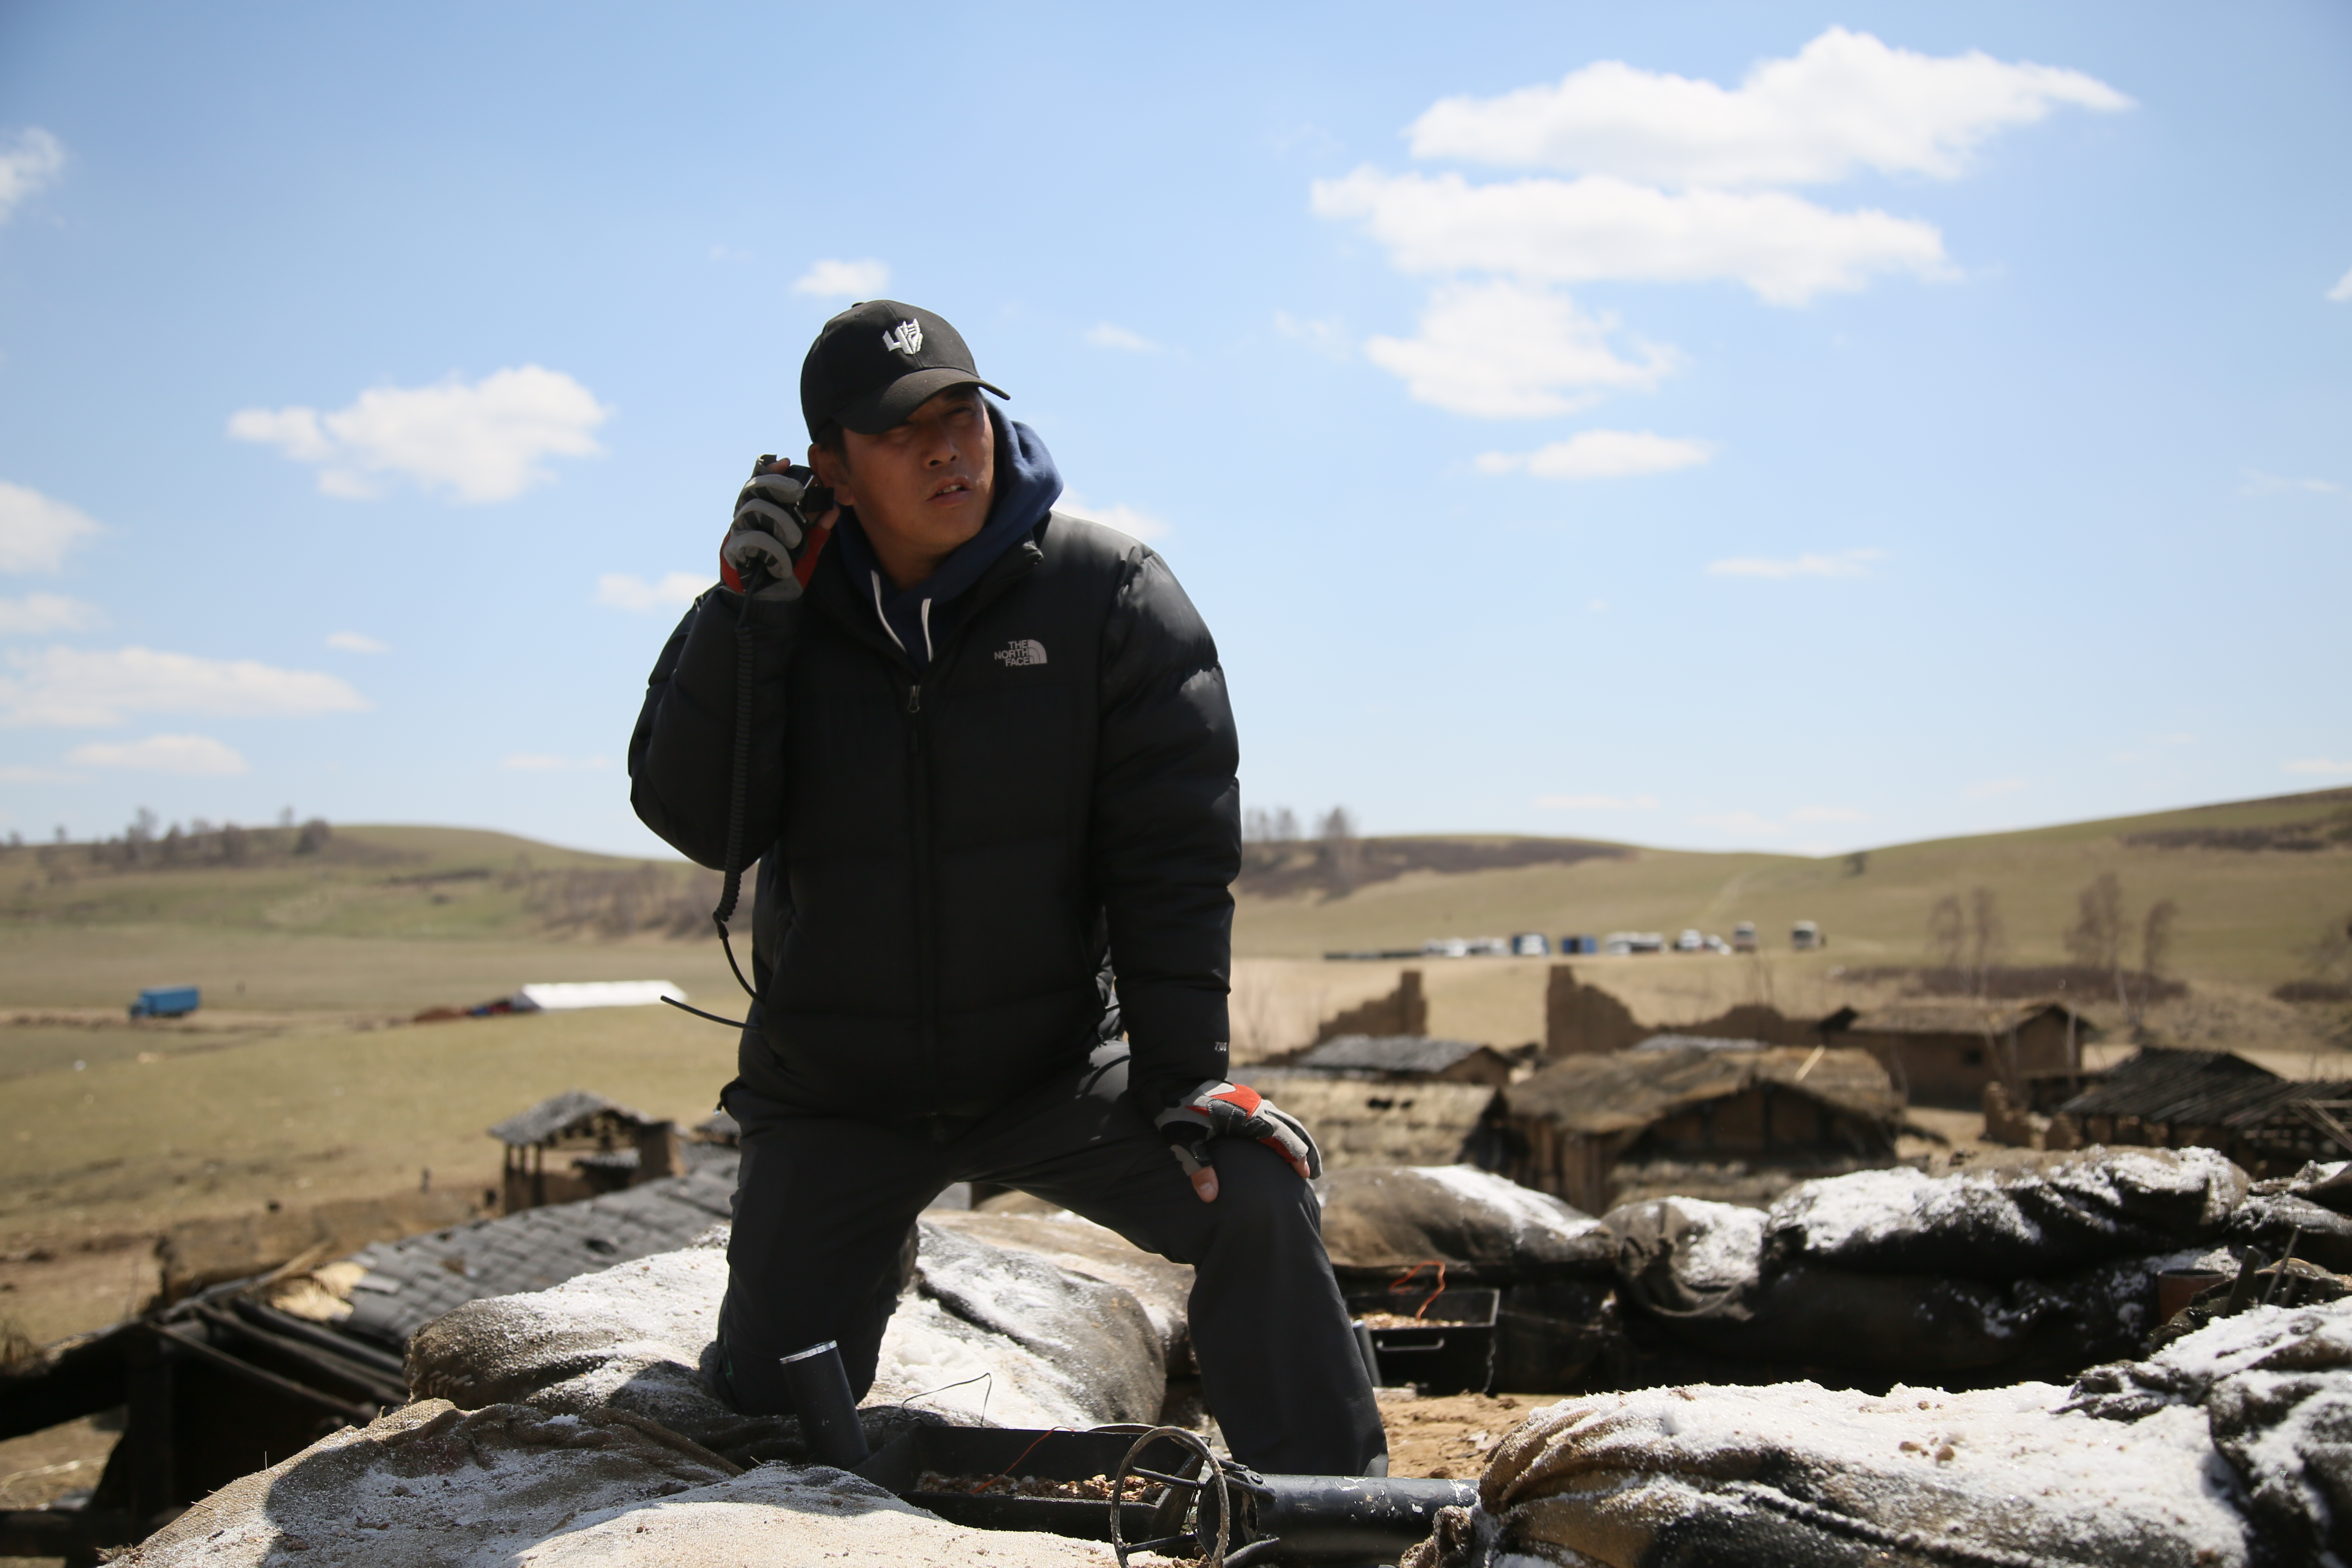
[880,319,924,356]
[992,639,1047,668]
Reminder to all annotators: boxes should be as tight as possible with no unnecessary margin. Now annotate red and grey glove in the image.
[1149,1080,1323,1183]
[720,460,835,601]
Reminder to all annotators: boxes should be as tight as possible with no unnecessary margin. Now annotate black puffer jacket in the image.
[628,456,1238,1120]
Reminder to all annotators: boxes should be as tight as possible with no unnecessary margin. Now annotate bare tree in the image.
[2065,872,2126,973]
[1967,888,2005,999]
[1243,807,1274,844]
[2141,898,2180,979]
[1927,894,1965,971]
[1318,806,1362,894]
[1272,806,1299,844]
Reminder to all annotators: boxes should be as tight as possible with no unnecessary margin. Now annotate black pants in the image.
[717,1042,1387,1476]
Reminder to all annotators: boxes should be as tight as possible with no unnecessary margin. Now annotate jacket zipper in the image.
[904,676,937,1080]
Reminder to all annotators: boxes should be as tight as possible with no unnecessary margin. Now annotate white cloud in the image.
[325,631,390,653]
[1059,493,1171,542]
[1361,279,1679,417]
[1966,777,2028,799]
[501,753,611,772]
[1274,311,1351,360]
[2285,759,2352,777]
[0,482,102,573]
[1085,323,1161,353]
[0,127,65,223]
[1788,805,1866,824]
[2327,267,2352,304]
[1312,168,1951,306]
[0,763,83,783]
[0,593,103,634]
[1407,27,2130,187]
[66,733,249,777]
[1537,793,1658,810]
[1706,547,1883,579]
[791,258,891,298]
[228,366,610,502]
[1478,430,1712,479]
[2241,470,2341,497]
[595,571,707,612]
[0,646,369,727]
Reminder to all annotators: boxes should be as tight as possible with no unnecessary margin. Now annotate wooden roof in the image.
[1504,1045,1900,1136]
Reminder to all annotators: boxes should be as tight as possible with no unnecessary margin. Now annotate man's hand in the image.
[1148,1080,1322,1203]
[721,461,837,601]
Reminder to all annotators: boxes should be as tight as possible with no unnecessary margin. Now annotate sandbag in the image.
[924,1208,1196,1369]
[1605,1197,1763,1320]
[407,1219,1165,1456]
[122,1399,1109,1567]
[2066,1296,2352,1565]
[1764,1146,2247,1279]
[1403,1377,2253,1568]
[2229,1190,2352,1274]
[883,1218,1164,1427]
[120,1399,740,1566]
[1606,1196,2228,1385]
[1322,1165,1614,1283]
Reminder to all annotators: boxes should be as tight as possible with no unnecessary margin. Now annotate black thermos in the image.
[780,1340,871,1468]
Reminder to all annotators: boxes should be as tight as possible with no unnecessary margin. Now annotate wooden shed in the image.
[1493,1041,1903,1214]
[2058,1048,2352,1179]
[1816,1000,2090,1109]
[1247,1069,1506,1170]
[490,1089,679,1213]
[1290,1033,1519,1087]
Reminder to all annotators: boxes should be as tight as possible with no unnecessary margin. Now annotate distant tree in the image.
[1272,806,1299,844]
[1243,807,1273,844]
[2065,872,2126,973]
[53,826,67,844]
[278,806,296,829]
[1317,806,1362,894]
[221,823,248,865]
[1845,850,1869,877]
[1967,888,2006,998]
[1927,894,1966,971]
[294,818,333,855]
[2141,898,2180,978]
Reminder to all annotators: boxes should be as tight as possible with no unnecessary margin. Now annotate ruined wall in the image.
[1543,966,1645,1056]
[1312,969,1428,1043]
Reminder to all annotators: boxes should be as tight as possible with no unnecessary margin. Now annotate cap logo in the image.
[880,319,924,356]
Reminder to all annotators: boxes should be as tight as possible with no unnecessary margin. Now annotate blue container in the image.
[129,985,201,1019]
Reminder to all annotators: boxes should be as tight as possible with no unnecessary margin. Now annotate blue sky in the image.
[0,2,2345,858]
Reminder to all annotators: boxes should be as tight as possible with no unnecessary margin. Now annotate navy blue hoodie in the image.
[833,408,1062,670]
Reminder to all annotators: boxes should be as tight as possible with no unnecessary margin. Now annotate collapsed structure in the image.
[1493,1040,1904,1212]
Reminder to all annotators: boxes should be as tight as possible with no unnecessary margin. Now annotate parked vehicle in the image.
[1510,933,1550,956]
[1792,920,1826,951]
[1603,931,1666,956]
[1732,921,1757,953]
[1559,934,1600,955]
[128,984,200,1019]
[1675,929,1706,953]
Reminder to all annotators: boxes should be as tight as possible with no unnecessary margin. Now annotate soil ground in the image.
[1376,1389,1550,1480]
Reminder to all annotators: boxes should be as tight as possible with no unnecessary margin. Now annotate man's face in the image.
[811,388,995,577]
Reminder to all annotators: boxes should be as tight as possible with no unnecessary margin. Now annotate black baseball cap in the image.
[800,300,1009,439]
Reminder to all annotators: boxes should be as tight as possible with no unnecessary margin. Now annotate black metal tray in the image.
[1348,1287,1499,1396]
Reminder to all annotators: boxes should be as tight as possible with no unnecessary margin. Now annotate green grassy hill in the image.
[1236,789,2352,991]
[2,789,2344,1003]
